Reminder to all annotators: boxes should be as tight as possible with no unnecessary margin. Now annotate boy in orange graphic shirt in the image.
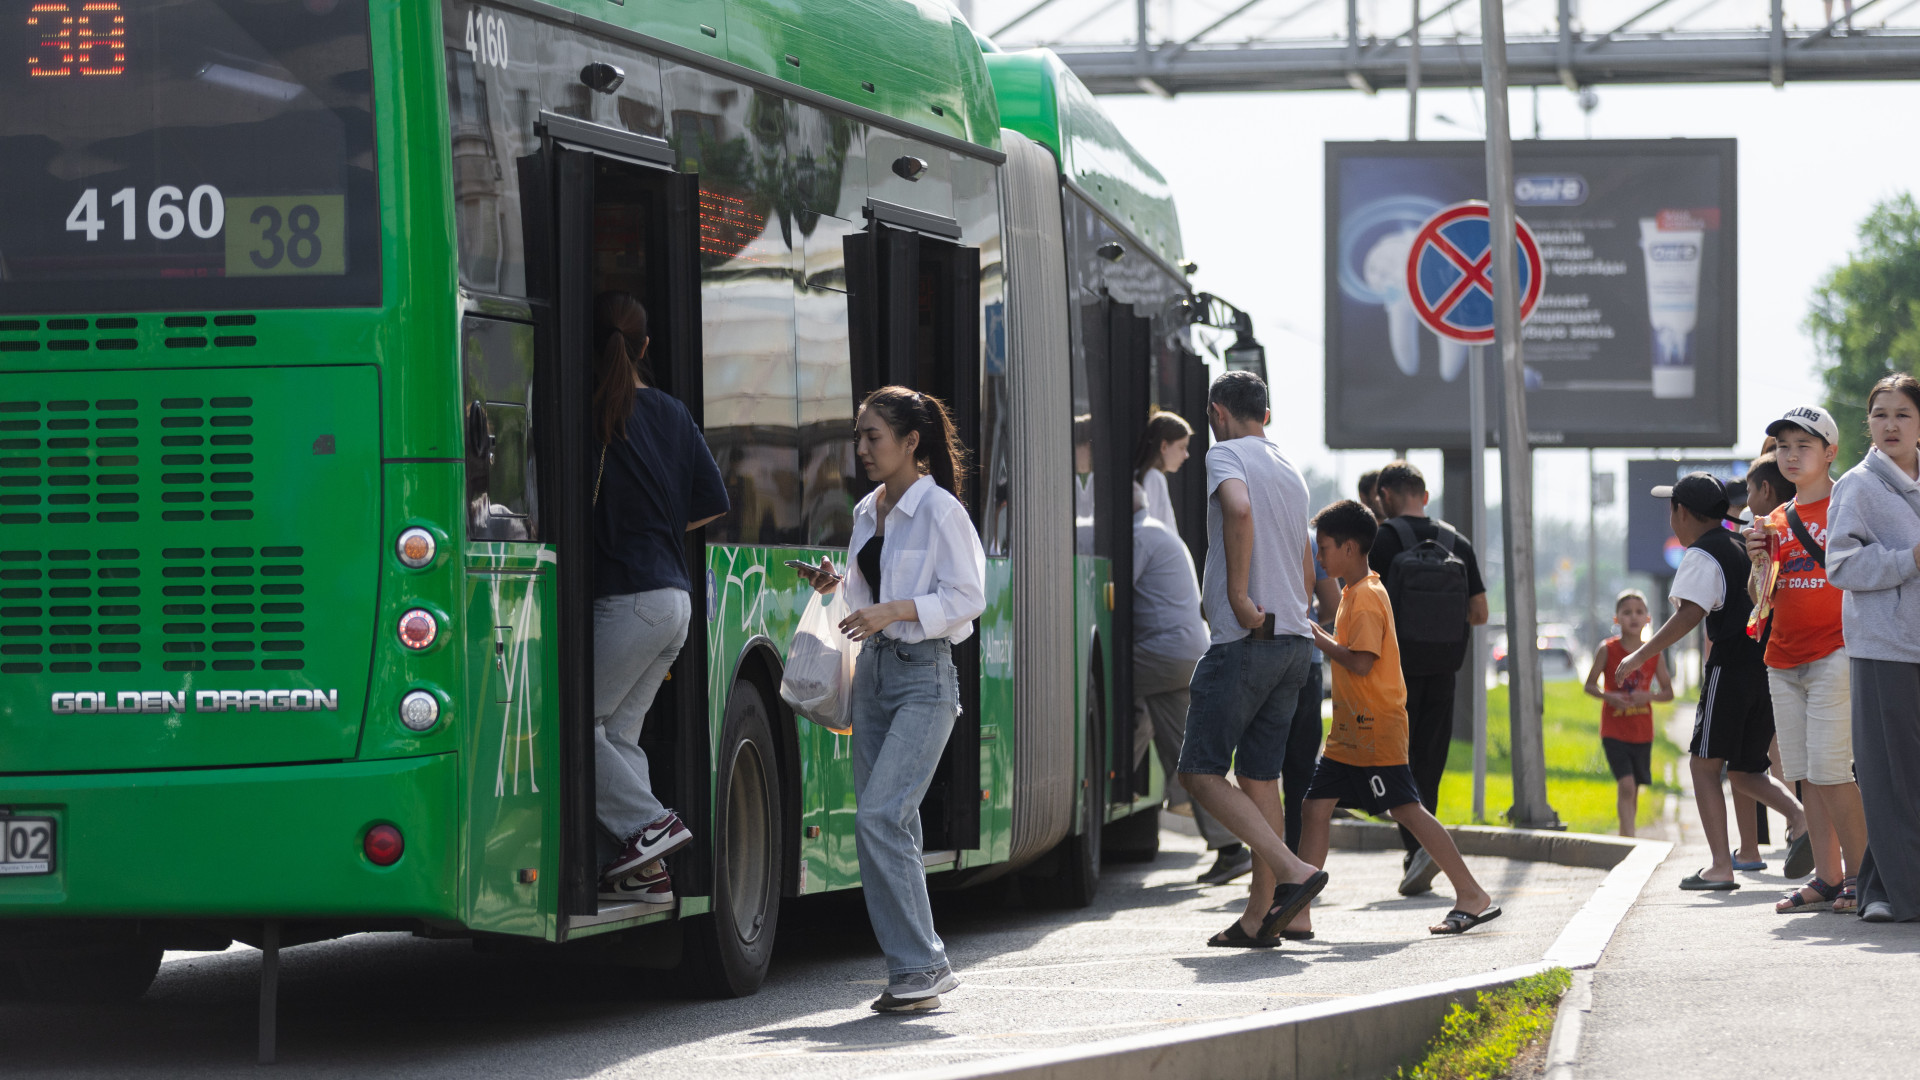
[1289,501,1499,937]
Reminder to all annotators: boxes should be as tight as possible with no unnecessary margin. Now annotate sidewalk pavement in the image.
[1577,702,1920,1077]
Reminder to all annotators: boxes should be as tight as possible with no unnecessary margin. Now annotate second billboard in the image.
[1325,139,1737,450]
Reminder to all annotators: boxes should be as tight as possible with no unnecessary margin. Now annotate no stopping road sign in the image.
[1404,202,1544,344]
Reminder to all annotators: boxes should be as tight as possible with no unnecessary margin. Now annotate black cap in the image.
[1649,472,1742,524]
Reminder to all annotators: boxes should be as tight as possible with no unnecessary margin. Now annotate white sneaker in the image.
[598,860,673,906]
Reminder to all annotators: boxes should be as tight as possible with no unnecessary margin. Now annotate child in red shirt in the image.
[1584,590,1674,836]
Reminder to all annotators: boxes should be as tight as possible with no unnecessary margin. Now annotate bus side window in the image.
[462,315,539,540]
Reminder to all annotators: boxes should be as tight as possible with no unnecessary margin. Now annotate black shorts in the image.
[1602,737,1652,786]
[1689,662,1775,773]
[1304,757,1423,816]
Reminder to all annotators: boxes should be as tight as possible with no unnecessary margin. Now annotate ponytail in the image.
[860,385,970,501]
[592,291,652,445]
[1132,410,1193,483]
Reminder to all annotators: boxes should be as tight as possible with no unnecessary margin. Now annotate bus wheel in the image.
[8,940,162,1003]
[1103,806,1160,863]
[681,678,783,998]
[1028,671,1104,908]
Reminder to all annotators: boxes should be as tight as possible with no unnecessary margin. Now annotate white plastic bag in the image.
[780,588,856,735]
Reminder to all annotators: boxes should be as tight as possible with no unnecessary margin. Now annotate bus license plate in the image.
[0,818,55,875]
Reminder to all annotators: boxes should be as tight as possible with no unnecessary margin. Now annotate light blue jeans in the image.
[852,633,959,979]
[592,588,690,840]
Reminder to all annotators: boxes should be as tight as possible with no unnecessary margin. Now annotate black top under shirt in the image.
[1366,514,1488,673]
[1691,526,1763,669]
[593,388,729,598]
[858,535,884,599]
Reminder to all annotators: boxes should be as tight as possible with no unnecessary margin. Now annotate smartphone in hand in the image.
[785,558,841,583]
[1253,611,1276,641]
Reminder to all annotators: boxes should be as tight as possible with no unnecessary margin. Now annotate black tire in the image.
[1103,805,1160,863]
[9,940,162,1003]
[679,678,783,997]
[1028,669,1104,908]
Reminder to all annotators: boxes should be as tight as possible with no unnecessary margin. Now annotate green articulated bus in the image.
[0,0,1220,1005]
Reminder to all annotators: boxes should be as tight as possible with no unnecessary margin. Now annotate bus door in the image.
[529,115,708,933]
[844,208,983,855]
[1091,299,1153,801]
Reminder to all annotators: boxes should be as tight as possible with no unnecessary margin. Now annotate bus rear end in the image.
[0,0,467,997]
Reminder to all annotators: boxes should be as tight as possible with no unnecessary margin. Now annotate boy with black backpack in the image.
[1366,461,1489,896]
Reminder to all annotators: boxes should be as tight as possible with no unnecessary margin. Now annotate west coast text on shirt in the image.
[1763,496,1846,669]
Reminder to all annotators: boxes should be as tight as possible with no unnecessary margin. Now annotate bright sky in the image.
[1098,80,1920,526]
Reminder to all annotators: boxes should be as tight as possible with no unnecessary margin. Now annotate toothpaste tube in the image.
[1640,217,1702,399]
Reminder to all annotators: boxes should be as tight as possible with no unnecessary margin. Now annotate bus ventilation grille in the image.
[0,395,257,526]
[0,315,257,353]
[0,547,306,676]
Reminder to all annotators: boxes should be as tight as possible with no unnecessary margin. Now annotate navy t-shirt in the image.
[593,388,729,598]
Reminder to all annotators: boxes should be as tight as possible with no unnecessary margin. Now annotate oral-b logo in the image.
[51,689,340,715]
[1514,175,1588,206]
[1649,242,1699,261]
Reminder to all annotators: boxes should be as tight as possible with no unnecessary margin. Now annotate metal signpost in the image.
[1402,200,1557,829]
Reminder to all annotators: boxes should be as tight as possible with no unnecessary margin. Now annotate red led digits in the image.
[27,1,123,78]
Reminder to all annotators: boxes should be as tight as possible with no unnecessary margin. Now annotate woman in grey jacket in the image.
[1826,372,1920,922]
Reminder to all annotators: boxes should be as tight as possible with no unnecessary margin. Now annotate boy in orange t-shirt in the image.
[1744,405,1864,914]
[1583,590,1675,837]
[1290,500,1499,937]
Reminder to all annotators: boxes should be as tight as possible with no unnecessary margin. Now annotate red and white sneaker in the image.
[601,811,692,884]
[598,860,673,906]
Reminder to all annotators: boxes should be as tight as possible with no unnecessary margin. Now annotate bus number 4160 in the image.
[65,185,225,242]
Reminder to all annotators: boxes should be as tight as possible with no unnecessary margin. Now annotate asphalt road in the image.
[3,829,1604,1078]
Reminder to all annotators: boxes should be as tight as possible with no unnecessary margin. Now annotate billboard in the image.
[1326,140,1738,450]
[1625,458,1750,576]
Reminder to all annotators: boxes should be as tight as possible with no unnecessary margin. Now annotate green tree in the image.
[1807,193,1920,470]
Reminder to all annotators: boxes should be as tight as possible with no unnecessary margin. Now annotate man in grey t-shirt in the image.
[1176,371,1329,947]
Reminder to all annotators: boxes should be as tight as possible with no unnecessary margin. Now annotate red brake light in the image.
[364,824,404,866]
[397,608,438,650]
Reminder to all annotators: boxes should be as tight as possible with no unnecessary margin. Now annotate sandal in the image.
[1279,929,1315,941]
[1208,920,1280,949]
[1775,878,1840,913]
[1257,870,1330,940]
[1679,869,1740,891]
[1430,906,1503,935]
[1832,878,1859,915]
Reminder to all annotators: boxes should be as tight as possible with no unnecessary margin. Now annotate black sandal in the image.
[1430,906,1503,935]
[1258,870,1330,940]
[1208,921,1280,948]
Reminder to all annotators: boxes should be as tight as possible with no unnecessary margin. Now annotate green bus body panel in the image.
[984,49,1185,269]
[0,754,459,919]
[0,365,382,773]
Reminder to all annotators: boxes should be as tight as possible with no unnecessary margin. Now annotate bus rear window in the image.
[0,0,378,314]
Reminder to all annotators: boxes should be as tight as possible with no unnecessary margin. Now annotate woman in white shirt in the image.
[1132,410,1194,529]
[796,385,986,1012]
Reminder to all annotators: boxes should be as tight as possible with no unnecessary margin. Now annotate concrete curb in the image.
[1542,969,1594,1080]
[897,824,1671,1080]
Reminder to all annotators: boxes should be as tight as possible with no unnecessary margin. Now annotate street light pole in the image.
[1478,0,1558,829]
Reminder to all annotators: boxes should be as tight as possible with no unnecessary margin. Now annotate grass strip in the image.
[1395,968,1573,1080]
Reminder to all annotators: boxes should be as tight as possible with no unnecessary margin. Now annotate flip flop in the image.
[1679,869,1740,891]
[1731,858,1767,872]
[1207,921,1280,949]
[1430,906,1503,935]
[1258,870,1330,940]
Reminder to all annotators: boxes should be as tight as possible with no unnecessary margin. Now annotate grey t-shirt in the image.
[1133,509,1210,663]
[1201,436,1314,645]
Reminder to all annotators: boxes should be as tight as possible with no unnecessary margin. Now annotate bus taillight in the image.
[397,609,438,650]
[363,824,404,867]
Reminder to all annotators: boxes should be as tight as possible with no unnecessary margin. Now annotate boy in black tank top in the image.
[1617,474,1807,891]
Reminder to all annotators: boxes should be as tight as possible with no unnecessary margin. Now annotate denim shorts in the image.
[1177,634,1313,781]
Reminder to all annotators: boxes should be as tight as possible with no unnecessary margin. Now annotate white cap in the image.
[1766,405,1839,447]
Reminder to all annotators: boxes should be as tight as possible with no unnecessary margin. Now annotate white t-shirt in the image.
[1140,468,1177,530]
[1669,546,1727,613]
[1201,436,1314,645]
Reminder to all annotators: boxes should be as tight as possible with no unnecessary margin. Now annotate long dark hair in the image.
[860,385,969,501]
[1131,410,1193,483]
[593,292,652,444]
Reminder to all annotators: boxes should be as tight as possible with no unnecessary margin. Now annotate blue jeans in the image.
[852,634,959,979]
[591,589,689,839]
[1177,635,1314,782]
